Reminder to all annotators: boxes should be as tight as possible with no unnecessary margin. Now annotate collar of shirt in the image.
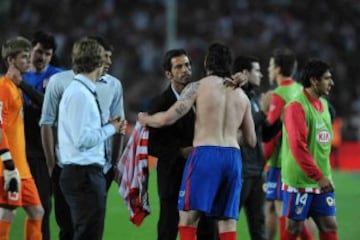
[280,78,295,86]
[171,84,181,100]
[75,74,96,93]
[303,89,323,112]
[97,74,110,84]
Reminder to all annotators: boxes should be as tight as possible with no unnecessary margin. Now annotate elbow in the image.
[158,118,168,127]
[247,136,257,148]
[245,130,257,148]
[246,126,257,148]
[150,118,167,128]
[147,112,175,128]
[160,115,174,127]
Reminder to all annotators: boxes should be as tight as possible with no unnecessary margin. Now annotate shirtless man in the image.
[138,43,256,240]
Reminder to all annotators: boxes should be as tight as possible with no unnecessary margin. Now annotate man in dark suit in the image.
[148,49,218,240]
[232,55,270,240]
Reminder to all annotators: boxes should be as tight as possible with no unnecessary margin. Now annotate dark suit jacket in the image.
[148,85,195,199]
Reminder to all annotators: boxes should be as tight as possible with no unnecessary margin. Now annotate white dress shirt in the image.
[57,74,115,166]
[40,70,124,170]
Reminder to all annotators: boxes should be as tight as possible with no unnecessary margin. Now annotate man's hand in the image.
[1,150,21,200]
[232,71,249,87]
[224,71,249,89]
[120,119,127,135]
[3,168,21,201]
[317,176,335,193]
[113,167,121,184]
[138,112,148,127]
[260,90,273,113]
[180,146,193,159]
[110,118,127,134]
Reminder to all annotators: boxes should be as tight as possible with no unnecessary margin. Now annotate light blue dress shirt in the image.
[40,70,124,169]
[57,74,115,166]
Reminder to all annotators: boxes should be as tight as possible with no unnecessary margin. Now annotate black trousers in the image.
[27,156,52,240]
[53,165,114,240]
[52,165,74,240]
[157,196,218,240]
[104,166,114,191]
[240,175,266,240]
[60,164,106,240]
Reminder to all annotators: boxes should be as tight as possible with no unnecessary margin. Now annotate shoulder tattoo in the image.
[179,82,199,101]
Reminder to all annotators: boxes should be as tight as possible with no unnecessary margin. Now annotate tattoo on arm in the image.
[179,82,199,100]
[175,102,187,115]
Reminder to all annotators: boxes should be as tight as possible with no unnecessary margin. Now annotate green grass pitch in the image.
[10,171,360,239]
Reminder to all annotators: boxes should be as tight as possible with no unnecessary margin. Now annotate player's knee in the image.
[37,205,45,218]
[322,219,338,232]
[0,207,17,222]
[25,205,44,219]
[179,210,200,227]
[315,216,338,232]
[286,219,304,235]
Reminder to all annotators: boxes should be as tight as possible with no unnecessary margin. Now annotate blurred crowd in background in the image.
[0,0,359,140]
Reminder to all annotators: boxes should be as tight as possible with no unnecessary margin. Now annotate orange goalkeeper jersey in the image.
[0,76,31,178]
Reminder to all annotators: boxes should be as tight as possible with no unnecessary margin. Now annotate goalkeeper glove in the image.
[1,150,21,201]
[4,168,20,200]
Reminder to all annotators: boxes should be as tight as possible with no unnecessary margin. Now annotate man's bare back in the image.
[138,75,256,148]
[138,43,258,238]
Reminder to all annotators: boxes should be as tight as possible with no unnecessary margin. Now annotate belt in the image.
[63,163,103,171]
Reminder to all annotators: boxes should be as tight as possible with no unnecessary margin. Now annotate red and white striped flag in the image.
[116,121,150,226]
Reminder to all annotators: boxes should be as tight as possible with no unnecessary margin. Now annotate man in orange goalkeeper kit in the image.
[0,36,44,240]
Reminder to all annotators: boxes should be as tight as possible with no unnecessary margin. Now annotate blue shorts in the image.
[282,191,336,221]
[178,146,242,220]
[266,167,283,201]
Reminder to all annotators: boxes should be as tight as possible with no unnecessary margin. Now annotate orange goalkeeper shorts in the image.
[0,177,41,207]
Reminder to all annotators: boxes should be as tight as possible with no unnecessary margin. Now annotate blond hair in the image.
[2,36,31,62]
[72,37,104,74]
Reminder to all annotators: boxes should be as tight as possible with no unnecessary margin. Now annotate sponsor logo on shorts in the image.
[326,196,335,206]
[267,182,277,189]
[8,192,19,201]
[295,206,304,215]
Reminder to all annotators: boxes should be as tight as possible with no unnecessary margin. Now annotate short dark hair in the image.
[162,49,188,72]
[205,43,232,78]
[232,55,259,73]
[32,30,57,51]
[300,59,330,88]
[87,36,114,52]
[272,48,297,77]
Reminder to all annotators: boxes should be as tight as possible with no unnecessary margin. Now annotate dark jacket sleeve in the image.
[147,92,184,160]
[147,87,195,198]
[252,110,266,128]
[262,118,282,142]
[19,81,44,108]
